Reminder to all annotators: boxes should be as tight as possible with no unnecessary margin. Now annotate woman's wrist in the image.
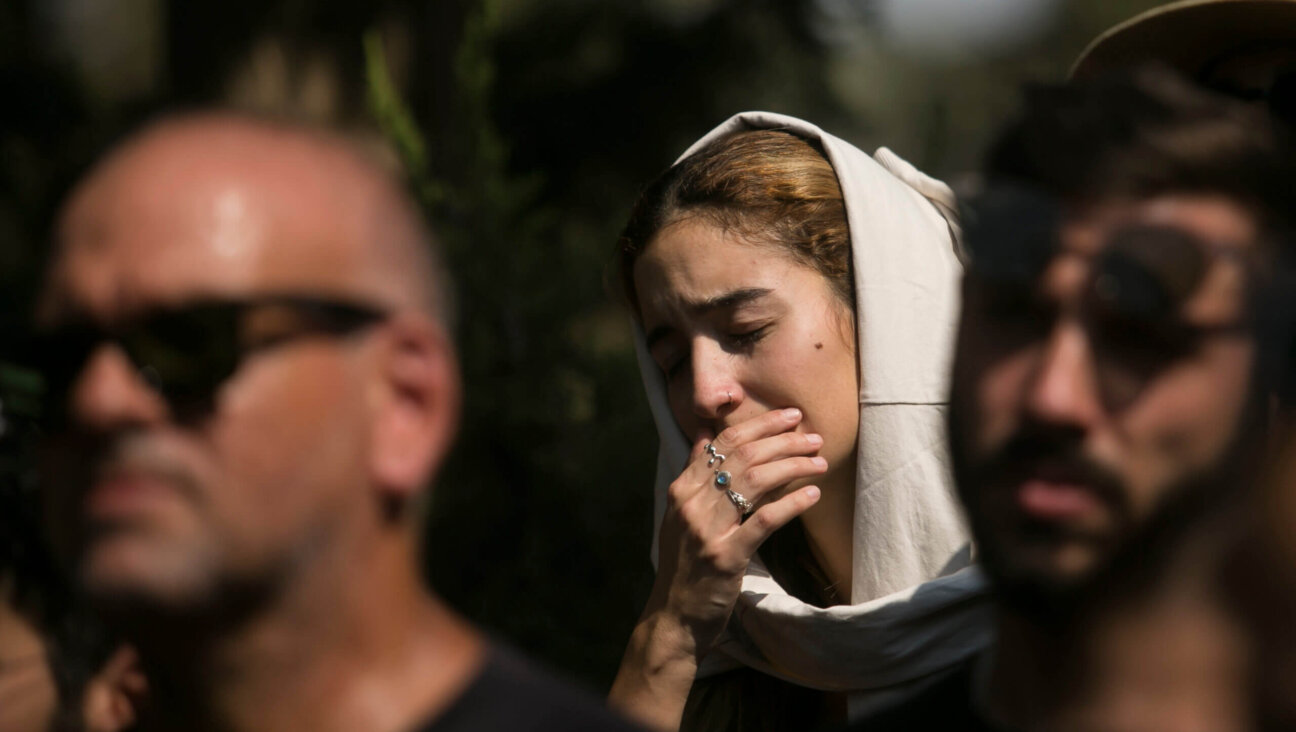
[633,605,705,671]
[608,610,702,731]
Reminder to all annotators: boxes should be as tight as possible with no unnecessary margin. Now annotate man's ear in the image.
[82,645,147,732]
[369,314,461,505]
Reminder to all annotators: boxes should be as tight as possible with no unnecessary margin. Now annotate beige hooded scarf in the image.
[635,112,992,717]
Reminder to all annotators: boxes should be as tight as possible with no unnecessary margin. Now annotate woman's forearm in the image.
[608,609,700,732]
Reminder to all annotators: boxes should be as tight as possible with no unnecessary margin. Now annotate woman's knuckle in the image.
[667,482,688,502]
[716,426,741,449]
[678,498,705,523]
[749,511,776,532]
[698,540,727,565]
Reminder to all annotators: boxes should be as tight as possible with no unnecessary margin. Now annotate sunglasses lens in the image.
[125,307,241,414]
[1092,226,1208,319]
[1087,226,1215,407]
[23,297,382,428]
[15,326,97,429]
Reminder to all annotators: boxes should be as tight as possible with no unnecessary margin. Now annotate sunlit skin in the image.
[38,116,475,732]
[0,599,57,732]
[951,195,1256,589]
[609,218,857,731]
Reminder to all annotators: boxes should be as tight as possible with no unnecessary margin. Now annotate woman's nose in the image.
[689,340,742,420]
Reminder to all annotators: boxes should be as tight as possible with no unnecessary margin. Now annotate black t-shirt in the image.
[846,655,1010,732]
[411,646,645,732]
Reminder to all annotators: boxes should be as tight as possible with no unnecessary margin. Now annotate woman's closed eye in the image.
[724,323,772,350]
[654,324,772,382]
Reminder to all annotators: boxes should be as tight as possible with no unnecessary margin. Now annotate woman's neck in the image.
[796,456,857,604]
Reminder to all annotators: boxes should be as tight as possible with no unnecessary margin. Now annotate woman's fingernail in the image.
[806,433,823,447]
[805,486,821,500]
[782,408,801,420]
[811,456,828,469]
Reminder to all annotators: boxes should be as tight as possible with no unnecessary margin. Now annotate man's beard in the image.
[947,396,1256,627]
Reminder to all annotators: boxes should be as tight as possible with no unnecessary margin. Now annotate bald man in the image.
[30,113,641,732]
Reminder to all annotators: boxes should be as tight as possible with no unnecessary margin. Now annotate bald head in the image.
[36,112,463,622]
[48,112,451,324]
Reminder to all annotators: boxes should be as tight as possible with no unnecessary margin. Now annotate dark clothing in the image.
[412,646,644,732]
[847,655,1008,732]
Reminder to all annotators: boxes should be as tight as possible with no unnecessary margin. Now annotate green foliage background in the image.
[1,0,1173,690]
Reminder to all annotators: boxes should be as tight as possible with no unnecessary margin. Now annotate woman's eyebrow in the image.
[644,288,774,351]
[688,287,773,315]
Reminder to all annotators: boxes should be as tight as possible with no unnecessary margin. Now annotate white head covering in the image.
[634,112,992,717]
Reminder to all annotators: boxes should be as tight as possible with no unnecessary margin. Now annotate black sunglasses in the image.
[17,295,387,426]
[962,187,1255,408]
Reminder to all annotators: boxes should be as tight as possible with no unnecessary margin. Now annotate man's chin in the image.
[76,534,218,618]
[980,540,1112,621]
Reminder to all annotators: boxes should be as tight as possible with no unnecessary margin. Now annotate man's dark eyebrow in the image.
[644,288,774,351]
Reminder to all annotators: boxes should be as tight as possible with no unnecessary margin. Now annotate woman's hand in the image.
[608,407,826,731]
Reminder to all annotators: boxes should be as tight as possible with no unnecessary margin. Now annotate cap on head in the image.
[1071,0,1296,81]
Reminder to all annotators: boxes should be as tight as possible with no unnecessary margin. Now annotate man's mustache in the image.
[55,429,205,508]
[972,427,1128,515]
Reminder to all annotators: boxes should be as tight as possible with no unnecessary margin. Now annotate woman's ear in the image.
[82,645,147,732]
[368,315,461,507]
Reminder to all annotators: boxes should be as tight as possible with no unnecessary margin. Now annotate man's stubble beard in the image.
[946,386,1262,629]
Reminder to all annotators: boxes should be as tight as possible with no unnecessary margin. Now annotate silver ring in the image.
[726,489,754,515]
[705,443,726,467]
[713,470,732,489]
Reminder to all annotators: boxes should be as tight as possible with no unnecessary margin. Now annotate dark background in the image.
[0,0,1170,691]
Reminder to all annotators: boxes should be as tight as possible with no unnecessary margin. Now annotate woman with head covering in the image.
[606,112,991,731]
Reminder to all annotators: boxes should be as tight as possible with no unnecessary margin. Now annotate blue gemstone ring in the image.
[713,470,732,488]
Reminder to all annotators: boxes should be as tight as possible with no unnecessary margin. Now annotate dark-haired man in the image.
[856,70,1295,731]
[30,113,641,732]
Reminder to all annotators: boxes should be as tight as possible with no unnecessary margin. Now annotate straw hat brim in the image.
[1071,0,1296,80]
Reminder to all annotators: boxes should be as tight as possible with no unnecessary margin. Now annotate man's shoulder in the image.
[848,655,997,732]
[412,645,645,732]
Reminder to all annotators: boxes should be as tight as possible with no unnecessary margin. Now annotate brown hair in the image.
[617,129,852,312]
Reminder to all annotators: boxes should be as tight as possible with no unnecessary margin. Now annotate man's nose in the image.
[689,340,742,421]
[1023,321,1103,429]
[68,345,169,431]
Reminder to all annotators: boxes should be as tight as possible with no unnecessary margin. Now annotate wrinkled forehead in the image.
[43,130,383,322]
